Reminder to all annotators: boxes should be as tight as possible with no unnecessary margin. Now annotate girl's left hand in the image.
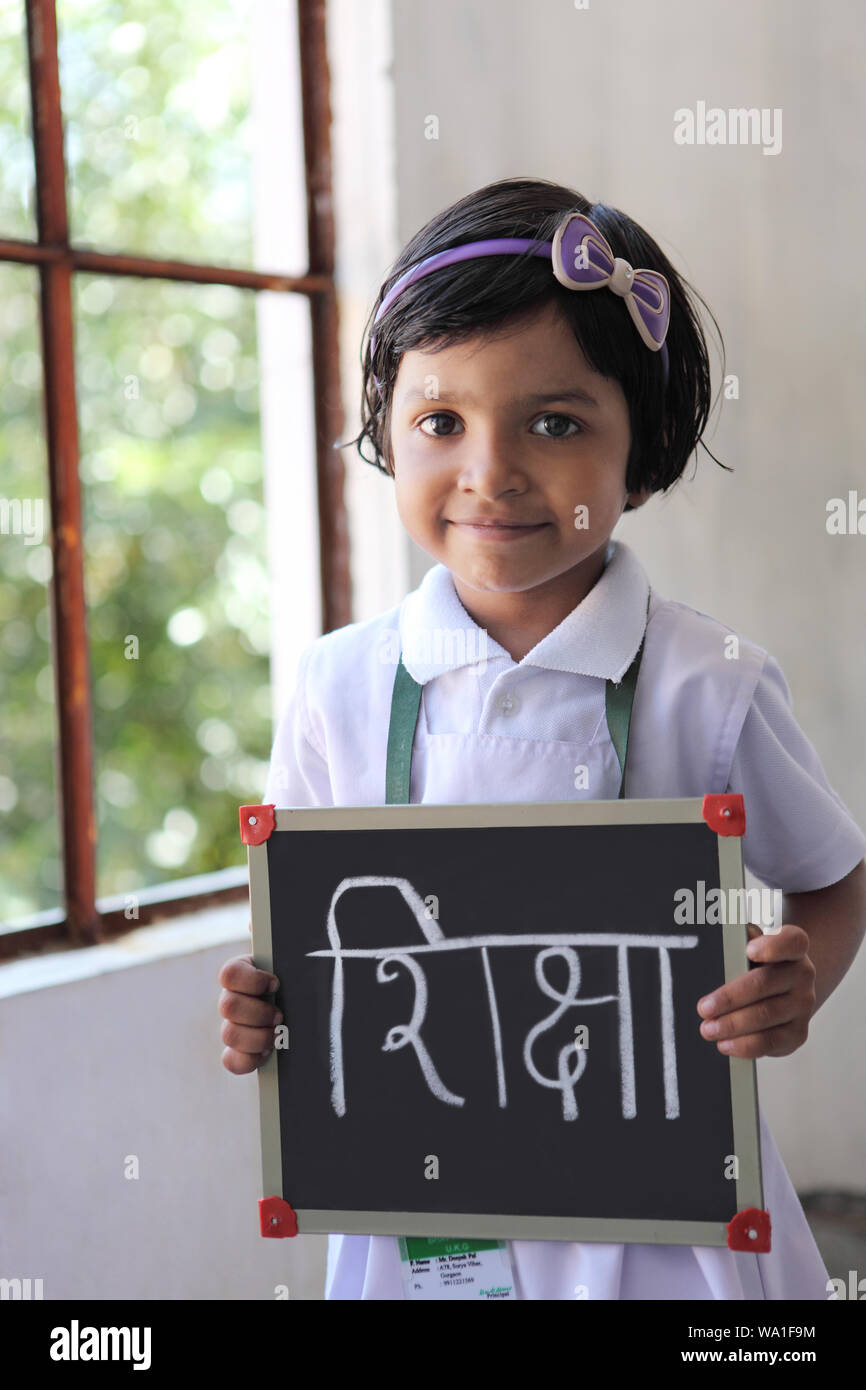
[696,923,817,1059]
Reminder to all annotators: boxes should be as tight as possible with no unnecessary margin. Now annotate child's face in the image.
[388,300,650,605]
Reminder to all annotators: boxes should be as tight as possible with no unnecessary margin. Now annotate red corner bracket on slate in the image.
[259,1196,298,1238]
[239,804,276,845]
[702,794,745,837]
[727,1206,771,1252]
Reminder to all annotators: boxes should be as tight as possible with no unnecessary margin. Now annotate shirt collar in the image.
[398,538,651,684]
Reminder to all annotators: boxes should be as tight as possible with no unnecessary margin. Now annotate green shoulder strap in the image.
[385,658,424,805]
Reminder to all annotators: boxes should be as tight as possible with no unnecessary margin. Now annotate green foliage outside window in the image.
[0,0,278,920]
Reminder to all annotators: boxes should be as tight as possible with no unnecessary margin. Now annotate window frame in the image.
[0,0,350,960]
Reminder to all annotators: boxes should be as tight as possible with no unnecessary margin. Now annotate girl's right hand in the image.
[218,951,282,1074]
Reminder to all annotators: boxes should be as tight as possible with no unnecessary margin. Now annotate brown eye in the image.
[418,413,463,437]
[531,414,581,438]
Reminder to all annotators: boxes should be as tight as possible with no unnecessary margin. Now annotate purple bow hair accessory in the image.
[550,213,670,353]
[368,211,670,395]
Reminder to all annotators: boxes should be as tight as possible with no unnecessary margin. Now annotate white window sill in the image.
[0,899,251,999]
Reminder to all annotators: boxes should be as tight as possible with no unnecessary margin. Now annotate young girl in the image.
[218,177,866,1300]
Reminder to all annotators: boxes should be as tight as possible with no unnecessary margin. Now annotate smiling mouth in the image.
[449,520,549,538]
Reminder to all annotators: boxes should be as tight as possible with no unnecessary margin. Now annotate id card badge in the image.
[398,1236,517,1300]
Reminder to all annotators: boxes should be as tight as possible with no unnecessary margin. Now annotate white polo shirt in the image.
[264,537,865,1300]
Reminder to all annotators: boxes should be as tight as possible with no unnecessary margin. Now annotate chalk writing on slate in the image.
[310,874,699,1123]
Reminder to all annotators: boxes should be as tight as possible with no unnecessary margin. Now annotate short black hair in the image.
[345,176,729,505]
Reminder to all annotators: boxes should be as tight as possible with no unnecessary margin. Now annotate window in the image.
[0,0,350,958]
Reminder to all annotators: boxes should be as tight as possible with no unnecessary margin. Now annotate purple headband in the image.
[369,211,671,394]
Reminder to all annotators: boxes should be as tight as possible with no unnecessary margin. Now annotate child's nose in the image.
[456,445,530,495]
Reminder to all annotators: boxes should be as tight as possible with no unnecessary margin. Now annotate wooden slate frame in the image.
[246,796,766,1249]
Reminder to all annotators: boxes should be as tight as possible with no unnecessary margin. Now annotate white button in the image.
[500,693,520,716]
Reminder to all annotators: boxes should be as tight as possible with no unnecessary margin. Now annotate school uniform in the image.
[264,537,866,1300]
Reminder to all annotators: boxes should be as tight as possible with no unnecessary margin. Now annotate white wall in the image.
[330,0,409,623]
[388,0,866,1186]
[0,907,327,1299]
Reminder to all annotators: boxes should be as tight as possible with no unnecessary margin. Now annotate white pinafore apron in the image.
[382,610,644,1299]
